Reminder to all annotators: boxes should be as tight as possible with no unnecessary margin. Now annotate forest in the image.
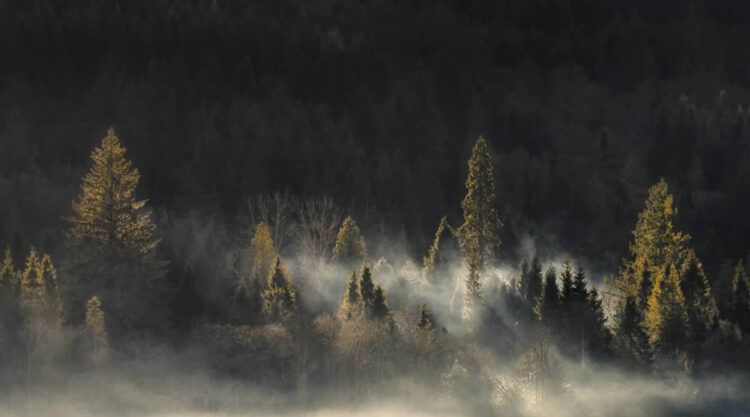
[2,0,750,416]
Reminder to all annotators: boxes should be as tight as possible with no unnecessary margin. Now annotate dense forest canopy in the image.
[2,1,750,416]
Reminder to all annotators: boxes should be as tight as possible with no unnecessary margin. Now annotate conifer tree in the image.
[359,263,375,314]
[248,221,278,284]
[457,136,502,269]
[731,261,750,334]
[85,295,109,355]
[615,296,651,366]
[536,267,559,326]
[679,250,717,350]
[609,179,690,303]
[644,265,689,353]
[237,221,278,316]
[0,246,18,296]
[417,303,433,330]
[371,285,389,319]
[522,256,543,305]
[262,257,296,321]
[65,128,166,330]
[331,216,367,267]
[560,260,574,303]
[463,240,482,326]
[422,216,456,285]
[20,248,61,320]
[342,271,360,317]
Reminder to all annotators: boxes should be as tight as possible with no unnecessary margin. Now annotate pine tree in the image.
[342,270,360,317]
[615,296,651,366]
[65,128,166,330]
[679,250,717,351]
[20,248,61,320]
[523,256,543,305]
[422,216,456,285]
[457,136,502,269]
[0,246,18,296]
[262,257,296,321]
[536,267,559,326]
[644,265,689,353]
[417,303,433,330]
[359,263,375,315]
[237,221,278,315]
[371,285,389,319]
[609,179,690,303]
[731,261,750,333]
[463,239,482,326]
[247,221,278,285]
[331,216,367,267]
[85,295,109,355]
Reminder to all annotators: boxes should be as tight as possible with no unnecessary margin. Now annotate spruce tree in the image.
[359,263,375,315]
[65,128,166,331]
[679,250,717,351]
[342,270,360,317]
[644,265,689,353]
[463,239,482,326]
[0,246,18,296]
[422,216,456,285]
[331,216,367,267]
[417,303,433,330]
[262,257,296,322]
[237,221,277,318]
[457,136,502,269]
[615,296,651,366]
[85,295,109,355]
[536,267,559,326]
[731,261,750,333]
[371,285,390,319]
[610,179,690,303]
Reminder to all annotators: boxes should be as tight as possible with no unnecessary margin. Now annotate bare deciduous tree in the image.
[296,197,342,262]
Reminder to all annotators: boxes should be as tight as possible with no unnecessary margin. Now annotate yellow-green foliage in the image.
[240,221,278,295]
[85,295,109,353]
[20,248,61,320]
[262,257,296,321]
[67,128,159,256]
[458,136,502,267]
[331,216,367,266]
[644,265,689,351]
[0,246,18,295]
[610,179,690,301]
[422,216,454,284]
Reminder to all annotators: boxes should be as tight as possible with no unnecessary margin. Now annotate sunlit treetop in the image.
[67,128,158,256]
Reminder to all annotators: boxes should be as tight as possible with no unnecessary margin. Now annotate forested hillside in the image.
[3,1,750,415]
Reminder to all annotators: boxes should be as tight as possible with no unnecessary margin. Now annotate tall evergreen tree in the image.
[85,295,109,355]
[522,256,543,305]
[615,296,651,367]
[457,136,502,269]
[610,179,690,304]
[331,216,367,268]
[65,128,166,332]
[536,267,559,326]
[262,257,296,322]
[422,216,457,285]
[342,270,360,318]
[731,261,750,333]
[417,303,433,330]
[679,250,717,351]
[463,239,482,327]
[371,285,390,319]
[359,263,375,315]
[644,265,689,353]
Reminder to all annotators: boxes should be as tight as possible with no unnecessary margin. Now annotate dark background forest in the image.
[4,0,750,273]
